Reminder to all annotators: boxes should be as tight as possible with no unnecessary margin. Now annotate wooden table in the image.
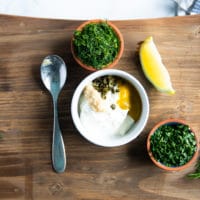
[0,14,199,200]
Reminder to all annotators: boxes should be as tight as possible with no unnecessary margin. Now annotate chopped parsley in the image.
[73,22,120,69]
[188,158,200,179]
[150,124,197,167]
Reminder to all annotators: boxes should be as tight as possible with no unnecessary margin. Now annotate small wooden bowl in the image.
[71,19,124,71]
[147,119,199,171]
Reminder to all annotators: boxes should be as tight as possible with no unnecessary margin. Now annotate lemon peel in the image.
[139,36,175,94]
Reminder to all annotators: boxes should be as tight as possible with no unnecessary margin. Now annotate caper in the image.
[92,75,120,99]
[110,104,116,110]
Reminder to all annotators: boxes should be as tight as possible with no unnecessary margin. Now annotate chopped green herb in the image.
[73,22,120,69]
[150,124,197,167]
[188,158,200,179]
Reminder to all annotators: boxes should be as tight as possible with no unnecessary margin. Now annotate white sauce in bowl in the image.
[79,83,134,136]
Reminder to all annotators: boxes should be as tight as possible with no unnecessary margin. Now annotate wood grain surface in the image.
[0,14,200,200]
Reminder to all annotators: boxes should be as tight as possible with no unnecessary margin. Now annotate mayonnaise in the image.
[79,83,134,136]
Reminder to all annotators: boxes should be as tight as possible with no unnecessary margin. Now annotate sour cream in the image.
[79,83,134,136]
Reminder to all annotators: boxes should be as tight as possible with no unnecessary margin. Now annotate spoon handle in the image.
[52,99,66,173]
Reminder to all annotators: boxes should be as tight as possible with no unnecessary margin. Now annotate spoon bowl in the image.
[41,55,66,94]
[41,55,67,173]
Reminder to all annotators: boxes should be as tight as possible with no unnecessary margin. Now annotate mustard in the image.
[117,81,141,121]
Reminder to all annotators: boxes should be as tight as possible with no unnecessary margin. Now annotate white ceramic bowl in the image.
[71,69,149,147]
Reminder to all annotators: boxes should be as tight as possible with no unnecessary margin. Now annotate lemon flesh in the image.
[139,36,175,94]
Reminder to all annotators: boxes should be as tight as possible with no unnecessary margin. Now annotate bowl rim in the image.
[147,118,199,171]
[71,19,124,71]
[71,69,149,147]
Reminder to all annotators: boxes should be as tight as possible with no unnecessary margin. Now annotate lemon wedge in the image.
[139,36,175,94]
